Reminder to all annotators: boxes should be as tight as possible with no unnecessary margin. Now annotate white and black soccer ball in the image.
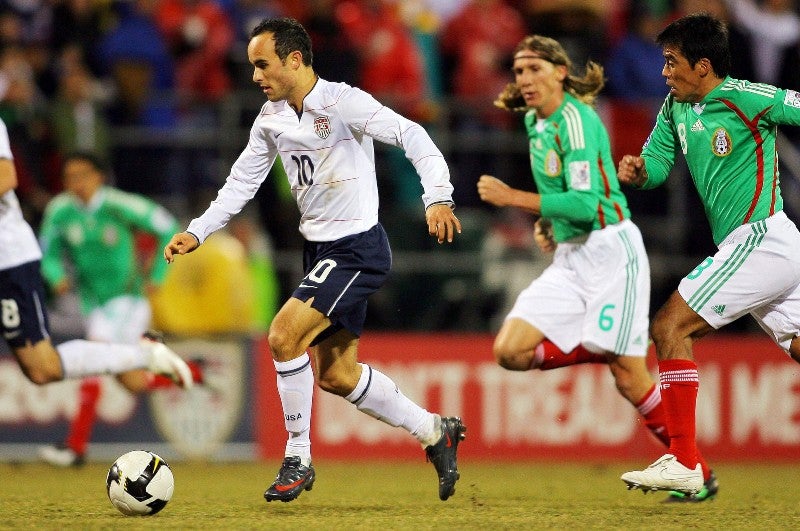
[106,450,174,516]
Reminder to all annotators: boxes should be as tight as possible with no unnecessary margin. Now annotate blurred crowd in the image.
[6,0,800,248]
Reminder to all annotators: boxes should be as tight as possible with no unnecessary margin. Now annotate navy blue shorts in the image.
[294,223,391,344]
[0,260,50,348]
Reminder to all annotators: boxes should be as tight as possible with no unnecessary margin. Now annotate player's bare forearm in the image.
[477,174,541,214]
[164,232,199,263]
[425,203,462,244]
[617,155,648,187]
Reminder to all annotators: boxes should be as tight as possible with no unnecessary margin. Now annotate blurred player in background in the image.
[164,17,466,503]
[618,13,800,498]
[477,34,716,503]
[36,151,203,467]
[0,120,194,421]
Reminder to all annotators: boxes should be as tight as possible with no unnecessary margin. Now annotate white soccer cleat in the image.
[621,454,703,495]
[38,445,84,467]
[142,335,194,389]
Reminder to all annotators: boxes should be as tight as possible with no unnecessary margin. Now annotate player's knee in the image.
[14,345,63,385]
[609,365,637,398]
[493,342,530,371]
[267,328,297,361]
[19,363,60,385]
[649,312,675,348]
[789,336,800,365]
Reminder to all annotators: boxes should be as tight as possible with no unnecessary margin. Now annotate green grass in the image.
[2,460,799,529]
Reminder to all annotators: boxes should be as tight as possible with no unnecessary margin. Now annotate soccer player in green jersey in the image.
[36,152,202,467]
[476,35,717,502]
[1,122,194,441]
[619,13,800,498]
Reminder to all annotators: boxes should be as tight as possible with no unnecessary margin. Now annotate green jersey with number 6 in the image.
[525,92,631,243]
[640,77,800,245]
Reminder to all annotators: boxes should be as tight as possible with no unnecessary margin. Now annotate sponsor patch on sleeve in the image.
[784,90,800,108]
[568,160,591,190]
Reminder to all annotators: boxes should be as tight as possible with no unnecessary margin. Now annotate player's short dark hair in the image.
[62,150,109,176]
[250,17,313,66]
[657,13,731,78]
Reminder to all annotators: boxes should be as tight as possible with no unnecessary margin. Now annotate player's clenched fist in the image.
[617,155,647,187]
[477,174,512,207]
[164,232,200,263]
[533,218,556,253]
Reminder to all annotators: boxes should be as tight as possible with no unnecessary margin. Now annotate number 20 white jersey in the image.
[188,78,455,243]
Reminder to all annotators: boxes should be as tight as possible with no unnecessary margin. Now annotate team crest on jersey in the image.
[711,128,732,157]
[544,149,561,176]
[784,90,800,108]
[313,116,332,139]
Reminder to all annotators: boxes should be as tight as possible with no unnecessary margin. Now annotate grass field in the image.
[1,459,798,529]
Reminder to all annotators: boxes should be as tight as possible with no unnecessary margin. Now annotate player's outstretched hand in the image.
[164,232,200,263]
[426,203,462,244]
[617,155,647,187]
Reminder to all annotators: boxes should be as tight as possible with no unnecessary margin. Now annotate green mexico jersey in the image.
[641,77,800,245]
[39,187,178,313]
[524,92,630,242]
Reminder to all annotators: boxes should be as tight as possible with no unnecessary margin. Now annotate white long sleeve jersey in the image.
[188,78,455,243]
[0,118,41,271]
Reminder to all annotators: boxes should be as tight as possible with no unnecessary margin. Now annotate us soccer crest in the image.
[711,128,732,157]
[314,116,332,139]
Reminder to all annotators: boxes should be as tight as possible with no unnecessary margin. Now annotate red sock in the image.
[635,384,670,447]
[533,340,608,370]
[148,359,205,389]
[658,359,700,471]
[65,378,102,455]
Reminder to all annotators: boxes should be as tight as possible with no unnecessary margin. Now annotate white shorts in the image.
[506,220,651,356]
[86,295,151,344]
[678,211,800,352]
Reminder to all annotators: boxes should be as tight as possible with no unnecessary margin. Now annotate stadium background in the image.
[3,0,800,464]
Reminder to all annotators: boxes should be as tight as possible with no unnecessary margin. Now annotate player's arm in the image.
[477,174,542,214]
[538,118,605,223]
[628,97,676,190]
[0,157,16,195]
[767,87,800,127]
[38,200,70,294]
[116,192,180,281]
[338,86,459,241]
[167,116,277,261]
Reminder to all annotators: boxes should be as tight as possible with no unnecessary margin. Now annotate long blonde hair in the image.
[495,35,605,112]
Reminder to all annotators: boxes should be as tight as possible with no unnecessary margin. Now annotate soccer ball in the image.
[106,450,174,516]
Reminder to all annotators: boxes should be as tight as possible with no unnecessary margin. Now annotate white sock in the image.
[345,363,439,446]
[274,353,313,465]
[57,339,148,379]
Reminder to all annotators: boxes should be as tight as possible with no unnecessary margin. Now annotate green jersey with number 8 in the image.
[640,77,800,245]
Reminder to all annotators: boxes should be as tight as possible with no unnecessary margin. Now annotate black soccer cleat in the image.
[663,470,719,503]
[425,416,467,501]
[264,456,316,503]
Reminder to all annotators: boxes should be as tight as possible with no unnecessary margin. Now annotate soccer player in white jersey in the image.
[164,17,465,503]
[618,13,800,498]
[0,118,193,394]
